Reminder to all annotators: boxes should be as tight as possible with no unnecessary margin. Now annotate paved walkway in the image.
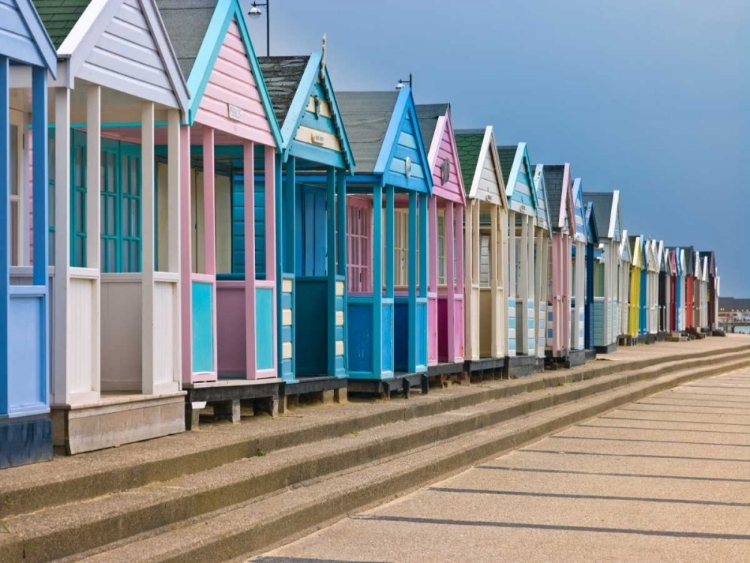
[254,365,750,563]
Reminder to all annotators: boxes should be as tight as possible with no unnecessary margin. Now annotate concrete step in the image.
[75,353,750,563]
[2,342,746,523]
[3,348,750,562]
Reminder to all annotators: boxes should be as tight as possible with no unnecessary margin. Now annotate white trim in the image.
[609,190,620,240]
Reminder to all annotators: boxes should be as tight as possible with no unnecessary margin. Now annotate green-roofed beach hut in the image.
[455,127,509,374]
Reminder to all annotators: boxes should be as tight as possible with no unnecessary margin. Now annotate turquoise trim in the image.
[373,88,433,195]
[186,0,282,149]
[279,52,355,171]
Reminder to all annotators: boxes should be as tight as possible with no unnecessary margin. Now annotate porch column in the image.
[490,205,499,358]
[385,185,394,299]
[167,110,181,385]
[179,125,192,382]
[445,201,455,361]
[141,102,156,393]
[407,192,417,372]
[52,86,71,404]
[326,168,336,376]
[243,141,256,378]
[336,170,347,277]
[280,157,295,381]
[418,193,428,369]
[372,180,384,376]
[0,57,8,414]
[203,128,217,373]
[518,215,529,354]
[463,201,474,359]
[507,211,516,357]
[265,146,277,374]
[472,202,480,355]
[31,67,48,286]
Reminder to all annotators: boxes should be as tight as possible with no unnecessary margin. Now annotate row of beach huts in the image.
[0,0,721,468]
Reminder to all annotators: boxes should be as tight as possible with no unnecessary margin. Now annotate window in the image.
[594,261,605,297]
[71,131,87,267]
[347,201,371,293]
[394,209,409,286]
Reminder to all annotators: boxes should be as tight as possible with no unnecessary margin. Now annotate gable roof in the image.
[620,229,632,262]
[338,88,432,193]
[571,178,588,243]
[259,53,355,171]
[585,201,599,245]
[699,251,716,276]
[157,0,280,143]
[454,129,484,192]
[454,127,507,208]
[417,104,465,205]
[583,191,619,240]
[531,164,550,230]
[542,165,565,230]
[416,103,449,153]
[499,143,539,217]
[32,0,91,49]
[6,0,58,71]
[496,145,516,186]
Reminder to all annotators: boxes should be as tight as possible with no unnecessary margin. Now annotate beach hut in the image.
[416,105,466,377]
[697,252,709,330]
[0,0,56,468]
[583,197,599,351]
[618,230,632,339]
[627,235,643,340]
[253,54,354,405]
[667,248,678,332]
[336,90,432,394]
[496,145,547,375]
[157,0,283,426]
[683,246,696,330]
[657,241,668,336]
[570,178,588,360]
[674,248,685,331]
[29,0,190,454]
[693,250,703,332]
[455,128,507,376]
[638,238,649,337]
[700,251,717,330]
[542,164,574,364]
[531,165,551,362]
[584,191,623,353]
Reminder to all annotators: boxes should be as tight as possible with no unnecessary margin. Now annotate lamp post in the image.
[396,73,413,90]
[248,1,270,56]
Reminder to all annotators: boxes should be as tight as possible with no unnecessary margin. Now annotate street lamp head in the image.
[395,80,406,90]
[248,2,262,17]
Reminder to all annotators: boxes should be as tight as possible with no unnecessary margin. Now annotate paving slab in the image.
[256,363,750,563]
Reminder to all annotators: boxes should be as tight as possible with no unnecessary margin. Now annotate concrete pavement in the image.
[255,366,750,563]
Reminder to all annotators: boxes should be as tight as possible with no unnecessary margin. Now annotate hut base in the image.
[0,415,52,469]
[657,331,668,341]
[595,342,618,354]
[507,355,544,377]
[51,393,186,455]
[280,377,348,414]
[183,379,281,430]
[566,349,587,368]
[348,373,428,398]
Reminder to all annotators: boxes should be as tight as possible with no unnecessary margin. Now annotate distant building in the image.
[719,298,750,324]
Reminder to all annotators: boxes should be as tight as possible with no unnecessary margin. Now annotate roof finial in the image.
[320,33,327,80]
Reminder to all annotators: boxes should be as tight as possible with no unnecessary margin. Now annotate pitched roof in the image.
[258,56,310,126]
[496,145,517,185]
[32,0,92,48]
[583,192,614,239]
[543,165,565,229]
[719,297,750,312]
[155,0,215,79]
[336,91,399,175]
[415,103,449,154]
[454,129,485,193]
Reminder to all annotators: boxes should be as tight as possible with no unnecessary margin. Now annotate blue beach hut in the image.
[0,0,56,468]
[336,89,432,394]
[255,54,354,404]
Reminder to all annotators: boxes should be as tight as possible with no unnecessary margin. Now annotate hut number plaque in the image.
[405,157,412,178]
[441,159,450,184]
[228,104,242,121]
[311,132,326,146]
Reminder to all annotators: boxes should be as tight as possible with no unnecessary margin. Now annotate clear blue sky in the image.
[242,0,749,296]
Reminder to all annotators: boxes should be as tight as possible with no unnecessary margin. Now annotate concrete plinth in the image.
[51,393,186,455]
[0,415,52,469]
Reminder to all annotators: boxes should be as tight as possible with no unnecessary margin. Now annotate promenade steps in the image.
[1,342,749,562]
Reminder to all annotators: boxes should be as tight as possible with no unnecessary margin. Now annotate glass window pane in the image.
[10,125,18,196]
[10,201,19,266]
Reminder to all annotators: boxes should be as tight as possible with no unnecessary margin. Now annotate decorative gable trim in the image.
[186,0,280,146]
[609,190,620,240]
[427,108,466,205]
[466,126,506,208]
[374,87,433,194]
[7,0,57,72]
[58,0,188,113]
[620,229,631,262]
[281,52,355,171]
